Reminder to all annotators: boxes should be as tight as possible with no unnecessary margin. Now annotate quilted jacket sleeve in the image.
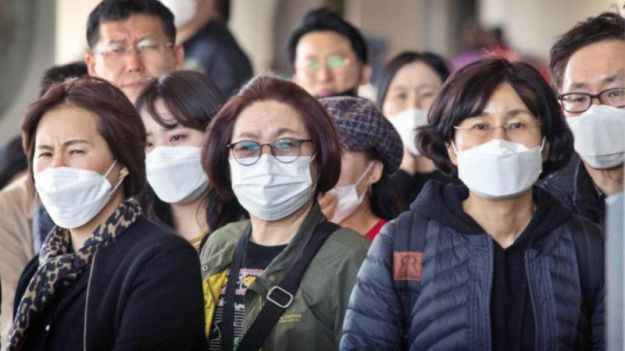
[340,221,403,351]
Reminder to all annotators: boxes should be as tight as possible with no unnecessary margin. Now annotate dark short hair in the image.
[22,77,147,198]
[202,76,343,201]
[418,58,573,178]
[287,8,368,65]
[39,62,88,97]
[136,70,244,231]
[375,51,450,108]
[87,0,176,48]
[550,12,625,90]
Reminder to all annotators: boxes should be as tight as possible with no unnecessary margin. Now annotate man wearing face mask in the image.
[541,12,625,226]
[288,8,372,98]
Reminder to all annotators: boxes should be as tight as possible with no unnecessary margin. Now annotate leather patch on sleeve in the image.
[393,251,423,281]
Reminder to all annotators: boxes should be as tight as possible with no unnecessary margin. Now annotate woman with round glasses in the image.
[200,76,370,350]
[136,70,244,251]
[341,59,605,350]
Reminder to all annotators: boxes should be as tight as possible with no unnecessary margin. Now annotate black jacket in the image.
[14,217,207,351]
[540,156,606,227]
[341,181,605,350]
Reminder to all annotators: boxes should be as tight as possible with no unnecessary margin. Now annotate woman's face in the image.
[33,103,123,186]
[335,150,382,192]
[230,99,316,174]
[448,82,545,161]
[141,99,205,153]
[382,61,444,117]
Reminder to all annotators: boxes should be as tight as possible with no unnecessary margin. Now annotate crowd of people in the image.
[0,0,623,350]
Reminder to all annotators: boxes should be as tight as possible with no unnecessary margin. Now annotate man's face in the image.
[292,31,370,98]
[84,14,183,103]
[560,39,625,117]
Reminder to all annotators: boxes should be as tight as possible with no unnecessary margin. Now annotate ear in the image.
[541,139,550,161]
[446,141,458,166]
[367,160,384,185]
[84,52,97,76]
[359,64,372,85]
[119,166,129,178]
[173,44,185,69]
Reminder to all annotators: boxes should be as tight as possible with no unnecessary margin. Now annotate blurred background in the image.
[0,0,621,145]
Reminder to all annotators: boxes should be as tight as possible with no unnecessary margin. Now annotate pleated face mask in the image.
[146,146,208,204]
[229,155,315,221]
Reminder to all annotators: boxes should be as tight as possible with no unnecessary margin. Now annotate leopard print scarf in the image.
[7,198,141,351]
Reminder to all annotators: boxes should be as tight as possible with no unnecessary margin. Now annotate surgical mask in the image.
[566,105,625,169]
[388,108,429,156]
[454,139,544,199]
[146,146,208,204]
[159,0,196,27]
[327,162,374,223]
[229,155,315,221]
[34,161,125,229]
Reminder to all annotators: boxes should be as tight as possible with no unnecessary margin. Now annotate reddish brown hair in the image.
[202,76,342,201]
[22,76,146,197]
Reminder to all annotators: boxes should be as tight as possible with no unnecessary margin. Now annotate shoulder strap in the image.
[236,221,339,351]
[392,213,428,350]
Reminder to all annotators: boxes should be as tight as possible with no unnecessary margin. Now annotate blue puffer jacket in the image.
[340,181,604,351]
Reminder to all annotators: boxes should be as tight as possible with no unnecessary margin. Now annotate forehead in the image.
[562,39,625,92]
[390,61,443,88]
[36,104,104,143]
[295,31,356,59]
[477,82,530,115]
[141,100,175,129]
[95,14,168,43]
[232,100,307,138]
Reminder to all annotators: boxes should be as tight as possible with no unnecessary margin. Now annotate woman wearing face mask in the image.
[136,71,245,251]
[341,59,605,350]
[200,76,370,351]
[9,77,207,351]
[318,96,405,239]
[377,51,453,205]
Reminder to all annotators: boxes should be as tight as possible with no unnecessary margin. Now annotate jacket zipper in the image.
[83,250,97,351]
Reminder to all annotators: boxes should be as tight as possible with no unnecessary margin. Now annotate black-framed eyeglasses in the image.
[226,138,312,165]
[558,87,625,113]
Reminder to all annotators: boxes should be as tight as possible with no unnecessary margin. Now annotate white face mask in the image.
[454,139,544,199]
[146,146,208,204]
[566,105,625,169]
[229,155,315,221]
[388,108,429,156]
[159,0,196,27]
[34,161,125,229]
[327,162,374,223]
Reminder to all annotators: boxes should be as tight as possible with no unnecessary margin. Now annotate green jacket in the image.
[199,205,370,351]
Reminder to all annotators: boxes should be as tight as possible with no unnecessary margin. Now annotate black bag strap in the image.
[223,221,340,351]
[392,213,428,350]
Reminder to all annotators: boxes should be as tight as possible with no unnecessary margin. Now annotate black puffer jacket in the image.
[341,181,604,350]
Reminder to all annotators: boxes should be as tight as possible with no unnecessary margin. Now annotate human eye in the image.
[469,122,490,131]
[103,43,125,55]
[505,121,526,130]
[327,55,349,68]
[137,38,160,50]
[36,151,52,159]
[273,138,298,150]
[232,140,260,156]
[561,93,587,103]
[305,59,321,71]
[69,149,85,156]
[170,134,187,143]
[606,88,625,98]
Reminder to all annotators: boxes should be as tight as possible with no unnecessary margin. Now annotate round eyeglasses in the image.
[558,87,625,113]
[227,138,312,165]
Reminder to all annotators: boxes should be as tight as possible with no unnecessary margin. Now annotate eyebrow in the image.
[569,71,625,90]
[36,139,91,150]
[475,108,533,118]
[235,127,303,140]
